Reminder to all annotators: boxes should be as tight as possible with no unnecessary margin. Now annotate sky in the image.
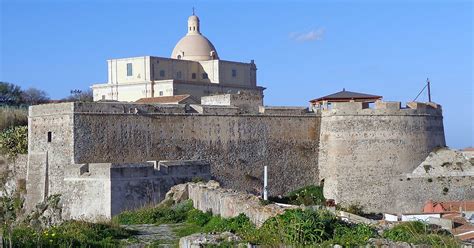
[0,0,472,149]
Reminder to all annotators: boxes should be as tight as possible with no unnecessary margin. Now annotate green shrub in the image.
[0,106,28,132]
[270,185,325,206]
[333,223,376,246]
[382,221,459,247]
[383,221,426,241]
[258,209,335,245]
[0,125,28,158]
[186,209,212,226]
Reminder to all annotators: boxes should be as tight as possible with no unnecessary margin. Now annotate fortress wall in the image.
[26,103,75,210]
[63,163,112,220]
[260,106,308,116]
[392,175,473,213]
[61,160,211,219]
[318,101,446,213]
[190,105,240,115]
[72,102,321,195]
[201,93,262,113]
[110,161,211,216]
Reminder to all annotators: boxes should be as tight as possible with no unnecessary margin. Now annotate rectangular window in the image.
[47,132,52,142]
[160,70,165,77]
[202,73,208,79]
[177,71,182,79]
[192,73,196,79]
[126,63,133,76]
[101,95,105,100]
[232,69,237,78]
[159,91,163,96]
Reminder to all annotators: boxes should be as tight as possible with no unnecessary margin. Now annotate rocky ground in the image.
[121,223,184,247]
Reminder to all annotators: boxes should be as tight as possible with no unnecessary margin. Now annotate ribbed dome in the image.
[171,15,219,61]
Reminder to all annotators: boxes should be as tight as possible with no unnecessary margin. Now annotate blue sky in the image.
[1,0,472,148]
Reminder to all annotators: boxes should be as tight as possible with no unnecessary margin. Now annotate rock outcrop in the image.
[165,180,297,227]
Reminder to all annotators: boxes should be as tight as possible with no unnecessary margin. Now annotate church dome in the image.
[171,14,219,61]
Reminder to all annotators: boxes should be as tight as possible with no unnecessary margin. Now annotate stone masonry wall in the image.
[62,160,211,220]
[26,103,75,210]
[72,102,321,196]
[26,99,455,217]
[318,101,447,213]
[185,181,293,227]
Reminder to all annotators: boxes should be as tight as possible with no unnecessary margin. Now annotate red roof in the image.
[442,213,474,241]
[424,200,474,213]
[136,95,192,104]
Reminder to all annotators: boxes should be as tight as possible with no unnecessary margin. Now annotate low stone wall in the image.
[62,160,211,220]
[172,181,295,227]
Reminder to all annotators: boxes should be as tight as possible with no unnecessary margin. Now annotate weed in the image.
[383,221,459,247]
[270,185,325,206]
[0,106,27,132]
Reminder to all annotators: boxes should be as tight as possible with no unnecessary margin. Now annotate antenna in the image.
[192,7,195,15]
[413,78,431,102]
[427,78,431,102]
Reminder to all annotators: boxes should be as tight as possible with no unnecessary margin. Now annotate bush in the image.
[383,221,459,247]
[0,125,28,158]
[270,185,325,206]
[383,221,426,241]
[186,209,212,226]
[333,223,376,246]
[258,209,337,245]
[0,106,27,132]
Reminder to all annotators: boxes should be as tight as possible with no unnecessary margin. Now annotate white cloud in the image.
[289,28,325,42]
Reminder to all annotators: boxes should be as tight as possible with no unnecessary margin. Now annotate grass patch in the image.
[383,221,459,247]
[2,220,135,248]
[174,207,378,246]
[114,199,192,225]
[0,106,27,132]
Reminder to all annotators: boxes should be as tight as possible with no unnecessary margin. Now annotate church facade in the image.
[91,14,263,102]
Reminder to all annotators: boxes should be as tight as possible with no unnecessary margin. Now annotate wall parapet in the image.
[65,160,210,180]
[323,101,443,116]
[259,106,310,115]
[29,102,75,117]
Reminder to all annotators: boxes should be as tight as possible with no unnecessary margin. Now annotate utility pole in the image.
[427,78,431,102]
[263,166,268,200]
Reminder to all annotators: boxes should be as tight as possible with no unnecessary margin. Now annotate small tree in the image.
[20,88,50,105]
[63,89,93,102]
[0,82,22,106]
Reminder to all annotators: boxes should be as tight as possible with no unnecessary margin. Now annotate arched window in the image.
[177,55,182,59]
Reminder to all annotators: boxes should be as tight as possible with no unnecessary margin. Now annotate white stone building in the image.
[91,14,264,102]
